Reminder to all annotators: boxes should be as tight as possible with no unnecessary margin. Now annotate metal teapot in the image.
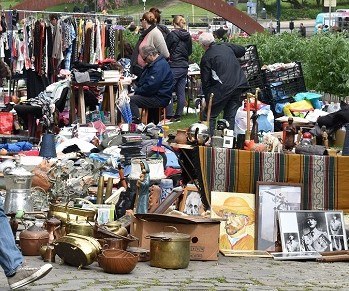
[187,122,210,145]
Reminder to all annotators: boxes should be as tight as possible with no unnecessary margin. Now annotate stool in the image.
[140,107,166,124]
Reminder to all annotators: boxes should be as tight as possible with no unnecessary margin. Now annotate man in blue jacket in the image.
[129,45,173,124]
[198,32,248,136]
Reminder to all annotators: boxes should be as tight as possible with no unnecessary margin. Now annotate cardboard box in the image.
[130,214,220,261]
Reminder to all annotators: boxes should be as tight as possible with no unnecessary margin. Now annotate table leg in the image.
[108,85,116,125]
[70,85,76,123]
[78,86,86,124]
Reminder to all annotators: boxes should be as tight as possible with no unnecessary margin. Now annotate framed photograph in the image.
[211,191,255,251]
[271,251,321,261]
[278,210,348,253]
[256,182,303,251]
[179,184,204,216]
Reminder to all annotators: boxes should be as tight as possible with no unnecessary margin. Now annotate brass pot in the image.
[19,224,49,256]
[65,220,94,237]
[148,228,190,269]
[54,233,101,267]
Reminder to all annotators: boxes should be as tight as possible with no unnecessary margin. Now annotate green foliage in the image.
[232,32,349,96]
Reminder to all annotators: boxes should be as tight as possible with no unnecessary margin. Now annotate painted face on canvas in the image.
[224,213,248,235]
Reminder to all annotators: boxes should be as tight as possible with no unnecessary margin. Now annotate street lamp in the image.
[143,0,146,11]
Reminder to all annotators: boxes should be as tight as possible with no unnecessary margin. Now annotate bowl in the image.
[98,249,138,274]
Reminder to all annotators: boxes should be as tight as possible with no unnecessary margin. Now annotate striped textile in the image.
[199,146,349,212]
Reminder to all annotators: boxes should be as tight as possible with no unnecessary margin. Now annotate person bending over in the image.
[198,32,249,136]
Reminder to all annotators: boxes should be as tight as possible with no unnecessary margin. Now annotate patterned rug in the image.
[199,146,349,211]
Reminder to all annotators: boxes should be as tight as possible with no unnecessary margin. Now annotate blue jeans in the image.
[0,206,23,277]
[166,67,188,118]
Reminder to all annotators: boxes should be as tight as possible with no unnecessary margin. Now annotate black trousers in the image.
[203,89,243,136]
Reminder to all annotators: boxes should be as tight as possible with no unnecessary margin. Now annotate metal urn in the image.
[3,164,34,214]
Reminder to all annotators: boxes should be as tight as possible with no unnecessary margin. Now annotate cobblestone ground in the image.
[0,254,348,290]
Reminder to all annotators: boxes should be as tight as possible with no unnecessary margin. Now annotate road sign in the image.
[324,0,336,7]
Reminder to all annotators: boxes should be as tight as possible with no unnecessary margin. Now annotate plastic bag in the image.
[0,112,13,134]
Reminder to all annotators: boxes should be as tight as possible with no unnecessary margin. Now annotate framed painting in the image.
[256,182,303,251]
[179,184,204,216]
[211,191,255,251]
[278,210,348,253]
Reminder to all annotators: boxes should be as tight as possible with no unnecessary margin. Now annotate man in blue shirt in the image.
[129,45,173,124]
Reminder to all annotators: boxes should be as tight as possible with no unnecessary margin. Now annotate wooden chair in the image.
[140,107,166,124]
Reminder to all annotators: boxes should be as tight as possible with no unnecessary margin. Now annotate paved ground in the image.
[1,254,349,290]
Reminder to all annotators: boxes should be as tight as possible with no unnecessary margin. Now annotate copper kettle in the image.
[19,224,50,256]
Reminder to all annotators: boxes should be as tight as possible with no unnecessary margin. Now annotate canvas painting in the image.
[278,210,348,253]
[211,192,255,251]
[256,182,302,251]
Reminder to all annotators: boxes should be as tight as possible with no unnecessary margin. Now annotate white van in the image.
[314,10,349,32]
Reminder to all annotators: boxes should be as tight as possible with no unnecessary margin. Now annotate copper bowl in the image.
[98,249,138,274]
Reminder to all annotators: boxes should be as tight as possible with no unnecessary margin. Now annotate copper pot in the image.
[99,238,128,250]
[19,224,50,256]
[147,227,190,269]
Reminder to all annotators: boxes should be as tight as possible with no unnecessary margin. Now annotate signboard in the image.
[246,1,257,15]
[324,0,336,7]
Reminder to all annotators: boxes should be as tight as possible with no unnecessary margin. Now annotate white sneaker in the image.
[8,264,52,290]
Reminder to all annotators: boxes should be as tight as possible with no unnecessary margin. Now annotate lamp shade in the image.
[39,133,57,158]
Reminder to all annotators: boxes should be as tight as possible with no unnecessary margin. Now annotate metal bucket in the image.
[4,189,33,214]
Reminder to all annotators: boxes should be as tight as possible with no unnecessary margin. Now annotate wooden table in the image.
[71,79,120,125]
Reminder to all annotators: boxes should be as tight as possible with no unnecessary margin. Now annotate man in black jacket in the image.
[198,32,248,135]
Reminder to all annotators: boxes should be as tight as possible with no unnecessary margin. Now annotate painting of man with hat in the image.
[211,192,255,251]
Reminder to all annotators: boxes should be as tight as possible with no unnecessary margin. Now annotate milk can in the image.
[3,164,34,214]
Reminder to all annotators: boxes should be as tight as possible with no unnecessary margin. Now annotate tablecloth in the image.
[198,146,349,212]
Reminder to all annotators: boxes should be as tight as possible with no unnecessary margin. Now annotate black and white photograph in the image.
[278,210,348,253]
[284,232,300,252]
[256,182,302,251]
[297,211,330,252]
[327,212,346,250]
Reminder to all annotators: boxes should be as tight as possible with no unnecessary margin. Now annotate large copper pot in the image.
[147,227,190,269]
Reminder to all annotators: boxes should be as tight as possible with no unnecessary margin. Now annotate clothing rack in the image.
[3,9,124,20]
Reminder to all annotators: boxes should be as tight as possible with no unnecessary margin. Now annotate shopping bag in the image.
[0,112,13,134]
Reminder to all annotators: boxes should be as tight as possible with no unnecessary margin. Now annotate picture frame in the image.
[211,191,255,251]
[220,250,272,258]
[179,184,204,216]
[255,182,303,251]
[271,251,321,261]
[278,210,348,253]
